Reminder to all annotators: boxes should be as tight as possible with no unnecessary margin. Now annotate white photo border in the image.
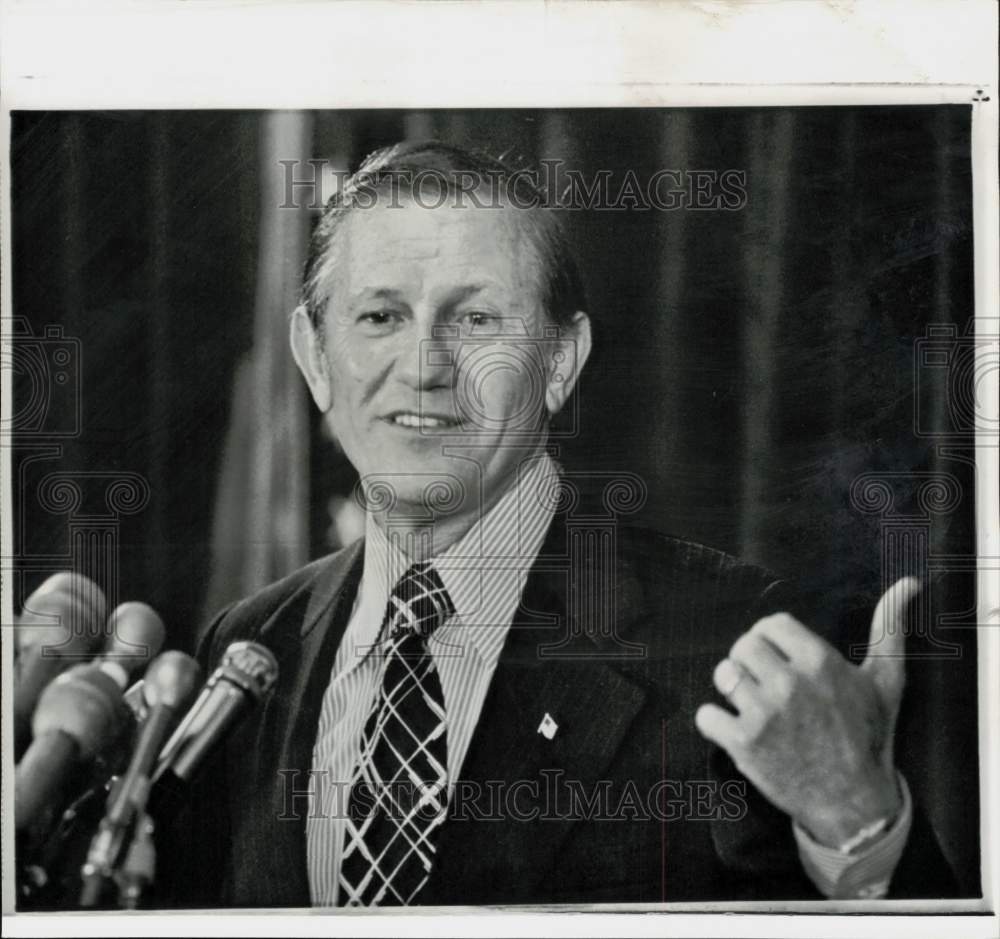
[1,2,997,938]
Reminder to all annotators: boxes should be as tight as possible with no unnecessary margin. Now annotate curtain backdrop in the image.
[202,111,313,615]
[10,106,978,893]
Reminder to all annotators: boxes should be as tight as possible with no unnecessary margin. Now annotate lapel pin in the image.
[537,713,559,740]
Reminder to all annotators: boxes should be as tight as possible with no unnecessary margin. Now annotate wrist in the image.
[798,771,903,849]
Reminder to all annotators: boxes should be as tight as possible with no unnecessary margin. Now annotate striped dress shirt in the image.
[304,452,912,905]
[306,453,559,906]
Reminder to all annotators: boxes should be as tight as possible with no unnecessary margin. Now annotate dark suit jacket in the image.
[157,514,956,907]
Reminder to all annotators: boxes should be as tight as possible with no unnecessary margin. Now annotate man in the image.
[159,141,954,907]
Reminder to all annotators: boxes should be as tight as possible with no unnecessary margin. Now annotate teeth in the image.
[392,413,454,428]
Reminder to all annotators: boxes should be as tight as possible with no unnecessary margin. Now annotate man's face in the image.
[295,195,587,519]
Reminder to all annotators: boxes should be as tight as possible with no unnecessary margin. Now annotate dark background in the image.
[9,106,980,894]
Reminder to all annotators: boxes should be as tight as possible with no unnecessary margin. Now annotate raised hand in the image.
[695,577,921,847]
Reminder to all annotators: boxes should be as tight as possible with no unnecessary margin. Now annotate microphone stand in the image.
[16,777,112,910]
[79,650,199,908]
[26,768,159,910]
[15,720,132,911]
[116,810,156,909]
[78,756,158,906]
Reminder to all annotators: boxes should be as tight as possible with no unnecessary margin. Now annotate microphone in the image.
[14,601,166,906]
[79,651,201,907]
[95,603,167,692]
[14,665,127,836]
[152,641,279,792]
[89,604,168,776]
[16,572,106,653]
[113,606,169,725]
[15,574,108,760]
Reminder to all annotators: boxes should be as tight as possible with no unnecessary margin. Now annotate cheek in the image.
[456,345,549,423]
[326,329,387,397]
[324,356,373,439]
[328,337,367,383]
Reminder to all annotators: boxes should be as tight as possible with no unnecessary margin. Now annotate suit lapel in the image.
[423,517,650,905]
[228,542,364,906]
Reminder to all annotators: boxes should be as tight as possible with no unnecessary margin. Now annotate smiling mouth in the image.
[385,412,463,430]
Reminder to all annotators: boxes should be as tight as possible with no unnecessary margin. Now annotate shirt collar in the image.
[356,453,560,668]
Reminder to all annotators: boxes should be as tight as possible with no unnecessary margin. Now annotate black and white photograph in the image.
[2,3,997,937]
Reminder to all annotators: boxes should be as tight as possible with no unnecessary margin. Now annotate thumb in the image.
[860,575,921,711]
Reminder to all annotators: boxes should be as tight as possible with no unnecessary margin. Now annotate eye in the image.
[357,310,401,332]
[460,310,504,334]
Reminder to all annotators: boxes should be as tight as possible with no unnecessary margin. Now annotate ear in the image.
[545,311,592,416]
[289,305,332,412]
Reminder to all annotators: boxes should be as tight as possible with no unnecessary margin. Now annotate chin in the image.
[354,447,478,512]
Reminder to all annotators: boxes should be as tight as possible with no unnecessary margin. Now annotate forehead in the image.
[329,197,543,303]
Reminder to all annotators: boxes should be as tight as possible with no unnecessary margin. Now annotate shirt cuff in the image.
[792,773,913,899]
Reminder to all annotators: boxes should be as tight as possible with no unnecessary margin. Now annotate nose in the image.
[394,321,456,391]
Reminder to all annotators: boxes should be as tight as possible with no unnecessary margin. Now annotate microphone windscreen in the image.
[16,665,128,836]
[15,574,108,759]
[31,666,127,760]
[216,640,280,701]
[101,603,167,684]
[142,651,202,711]
[16,573,107,657]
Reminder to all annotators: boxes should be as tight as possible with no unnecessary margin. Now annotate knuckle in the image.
[751,614,779,634]
[694,704,712,735]
[712,659,729,686]
[729,633,753,661]
[753,612,791,632]
[769,670,795,705]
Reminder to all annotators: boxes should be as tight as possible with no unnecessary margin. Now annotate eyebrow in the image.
[443,283,494,305]
[348,287,407,304]
[349,283,498,305]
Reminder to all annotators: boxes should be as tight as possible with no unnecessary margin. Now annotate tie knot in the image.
[383,561,454,641]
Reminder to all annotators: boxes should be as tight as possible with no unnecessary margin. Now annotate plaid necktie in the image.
[339,561,454,906]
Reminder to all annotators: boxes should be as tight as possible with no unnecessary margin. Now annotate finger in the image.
[712,657,759,715]
[861,576,920,707]
[863,576,921,665]
[751,612,834,672]
[729,630,789,686]
[694,702,743,753]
